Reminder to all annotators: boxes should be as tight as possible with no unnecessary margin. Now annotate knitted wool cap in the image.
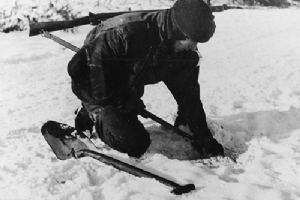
[171,0,215,42]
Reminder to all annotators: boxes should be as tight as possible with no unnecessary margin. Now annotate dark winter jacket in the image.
[68,9,211,138]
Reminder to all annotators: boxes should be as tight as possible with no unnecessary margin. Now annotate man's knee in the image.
[126,135,151,158]
[95,105,151,158]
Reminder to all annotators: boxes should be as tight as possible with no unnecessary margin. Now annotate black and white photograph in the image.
[0,0,299,199]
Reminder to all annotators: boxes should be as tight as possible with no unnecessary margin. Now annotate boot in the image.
[74,106,94,134]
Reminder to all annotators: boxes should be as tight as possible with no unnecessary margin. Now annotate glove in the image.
[192,134,225,159]
[175,50,200,67]
[118,95,145,115]
[174,114,186,127]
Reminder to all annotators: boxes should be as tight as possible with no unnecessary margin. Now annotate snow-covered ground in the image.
[1,8,300,200]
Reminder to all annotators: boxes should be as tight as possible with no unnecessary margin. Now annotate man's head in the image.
[170,0,215,43]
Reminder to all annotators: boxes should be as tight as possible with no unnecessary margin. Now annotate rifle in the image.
[29,4,242,37]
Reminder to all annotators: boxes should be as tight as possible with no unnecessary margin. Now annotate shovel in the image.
[41,120,195,195]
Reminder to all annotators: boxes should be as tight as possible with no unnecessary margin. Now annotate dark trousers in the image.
[75,104,150,158]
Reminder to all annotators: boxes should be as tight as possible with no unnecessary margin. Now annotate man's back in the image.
[84,10,161,46]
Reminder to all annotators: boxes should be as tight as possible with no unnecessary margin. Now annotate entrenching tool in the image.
[41,120,195,195]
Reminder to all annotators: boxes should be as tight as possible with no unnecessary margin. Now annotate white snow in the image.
[1,6,300,200]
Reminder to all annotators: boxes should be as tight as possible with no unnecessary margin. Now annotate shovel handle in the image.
[78,149,195,195]
[140,109,193,140]
[171,184,195,195]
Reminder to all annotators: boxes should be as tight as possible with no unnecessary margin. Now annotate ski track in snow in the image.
[1,8,300,200]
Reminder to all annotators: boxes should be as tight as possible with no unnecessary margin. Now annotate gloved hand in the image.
[174,114,187,127]
[118,95,145,115]
[175,50,200,67]
[192,134,225,159]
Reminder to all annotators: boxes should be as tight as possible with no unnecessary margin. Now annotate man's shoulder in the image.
[118,21,151,37]
[100,12,152,32]
[84,21,150,46]
[85,11,161,44]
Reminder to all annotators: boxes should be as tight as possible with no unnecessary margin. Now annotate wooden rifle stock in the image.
[29,16,90,37]
[29,9,162,37]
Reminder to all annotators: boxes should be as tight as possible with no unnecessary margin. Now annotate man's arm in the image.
[86,21,153,110]
[163,51,211,140]
[163,51,224,157]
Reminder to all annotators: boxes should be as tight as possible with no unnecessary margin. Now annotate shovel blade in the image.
[41,120,89,160]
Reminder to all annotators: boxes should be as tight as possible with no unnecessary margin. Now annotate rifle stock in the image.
[29,16,89,36]
[29,9,161,37]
